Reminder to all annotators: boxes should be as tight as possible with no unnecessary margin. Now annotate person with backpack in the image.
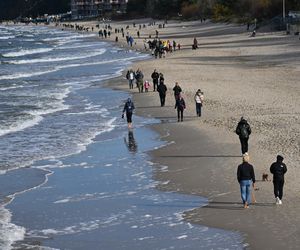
[122,98,135,128]
[175,95,186,122]
[270,155,287,205]
[235,117,251,155]
[151,69,160,91]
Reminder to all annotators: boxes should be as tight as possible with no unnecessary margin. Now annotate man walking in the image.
[157,80,167,107]
[151,69,159,91]
[235,117,251,155]
[270,155,287,205]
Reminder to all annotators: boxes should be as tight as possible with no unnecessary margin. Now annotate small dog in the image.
[262,173,269,181]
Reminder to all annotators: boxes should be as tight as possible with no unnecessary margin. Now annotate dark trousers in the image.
[129,80,134,89]
[196,103,202,116]
[126,112,133,123]
[153,81,158,91]
[159,94,166,106]
[273,179,284,200]
[239,137,249,154]
[177,109,183,121]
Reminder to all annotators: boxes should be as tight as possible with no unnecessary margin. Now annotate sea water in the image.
[0,24,243,249]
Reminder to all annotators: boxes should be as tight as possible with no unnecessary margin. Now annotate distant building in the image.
[71,0,128,19]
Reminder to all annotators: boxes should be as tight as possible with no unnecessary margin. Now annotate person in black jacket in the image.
[151,69,160,91]
[173,82,182,101]
[237,154,256,208]
[122,98,135,128]
[270,155,287,205]
[235,117,251,155]
[157,80,167,107]
[175,95,186,122]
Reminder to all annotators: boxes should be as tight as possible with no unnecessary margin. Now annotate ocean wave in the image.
[0,207,25,250]
[7,48,106,65]
[0,68,58,80]
[0,36,15,40]
[3,48,53,58]
[0,115,43,137]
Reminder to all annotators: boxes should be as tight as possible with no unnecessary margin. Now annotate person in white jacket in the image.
[194,89,204,117]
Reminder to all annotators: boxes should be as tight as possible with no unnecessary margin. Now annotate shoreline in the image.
[97,19,300,249]
[4,20,300,249]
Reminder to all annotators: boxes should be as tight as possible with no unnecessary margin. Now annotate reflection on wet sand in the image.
[124,130,138,153]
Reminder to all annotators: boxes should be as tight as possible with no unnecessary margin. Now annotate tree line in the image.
[0,0,69,20]
[127,0,300,21]
[1,0,299,21]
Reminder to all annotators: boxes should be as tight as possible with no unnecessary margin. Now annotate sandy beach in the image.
[59,18,300,249]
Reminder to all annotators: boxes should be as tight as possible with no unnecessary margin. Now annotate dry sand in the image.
[62,19,300,249]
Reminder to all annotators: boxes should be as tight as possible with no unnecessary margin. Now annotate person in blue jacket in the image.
[122,98,135,128]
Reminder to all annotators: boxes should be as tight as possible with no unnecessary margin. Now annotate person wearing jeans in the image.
[237,154,256,208]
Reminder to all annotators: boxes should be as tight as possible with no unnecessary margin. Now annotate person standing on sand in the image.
[122,98,135,129]
[157,80,167,107]
[270,155,287,205]
[175,95,186,122]
[151,69,159,91]
[194,89,204,117]
[237,154,256,209]
[235,117,251,155]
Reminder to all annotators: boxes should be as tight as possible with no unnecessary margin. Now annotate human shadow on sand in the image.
[203,201,274,210]
[160,155,241,158]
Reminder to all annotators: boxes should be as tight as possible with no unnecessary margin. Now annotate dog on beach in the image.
[262,172,269,181]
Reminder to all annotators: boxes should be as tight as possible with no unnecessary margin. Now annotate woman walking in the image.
[237,154,256,208]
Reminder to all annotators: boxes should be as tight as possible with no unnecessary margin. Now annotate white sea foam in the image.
[0,88,70,137]
[8,48,106,64]
[0,207,26,250]
[0,36,15,40]
[0,115,43,137]
[3,48,53,57]
[0,68,58,80]
[0,55,145,80]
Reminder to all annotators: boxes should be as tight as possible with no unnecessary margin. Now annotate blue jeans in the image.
[240,180,252,204]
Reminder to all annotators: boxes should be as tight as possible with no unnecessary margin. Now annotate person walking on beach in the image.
[173,82,182,101]
[235,117,251,155]
[192,37,198,49]
[194,89,204,117]
[126,69,135,89]
[270,155,287,205]
[157,79,167,107]
[237,154,256,209]
[175,95,186,122]
[151,69,160,91]
[135,69,144,93]
[122,98,135,129]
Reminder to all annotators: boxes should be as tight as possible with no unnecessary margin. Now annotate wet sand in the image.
[65,19,300,249]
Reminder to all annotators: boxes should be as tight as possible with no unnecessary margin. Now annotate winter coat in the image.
[235,119,251,139]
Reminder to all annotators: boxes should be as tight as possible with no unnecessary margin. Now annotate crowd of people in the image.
[123,67,287,210]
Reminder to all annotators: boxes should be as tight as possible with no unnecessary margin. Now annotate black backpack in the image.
[240,124,249,138]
